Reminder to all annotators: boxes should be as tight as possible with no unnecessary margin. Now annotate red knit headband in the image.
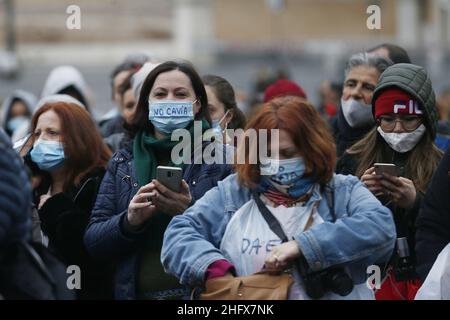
[374,87,423,119]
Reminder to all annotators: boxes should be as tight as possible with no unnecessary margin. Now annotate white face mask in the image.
[341,98,374,128]
[377,124,426,153]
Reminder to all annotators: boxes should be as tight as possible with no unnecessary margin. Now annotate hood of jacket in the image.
[1,90,37,129]
[41,65,91,108]
[372,63,438,138]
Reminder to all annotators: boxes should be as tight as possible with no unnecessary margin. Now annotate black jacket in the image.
[36,167,114,300]
[416,148,450,281]
[331,107,372,158]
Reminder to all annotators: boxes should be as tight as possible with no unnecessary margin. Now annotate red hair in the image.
[235,96,336,189]
[29,102,111,191]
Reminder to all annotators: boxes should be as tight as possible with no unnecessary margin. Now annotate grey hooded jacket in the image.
[372,63,438,138]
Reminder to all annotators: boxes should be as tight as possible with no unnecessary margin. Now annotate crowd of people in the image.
[0,43,450,300]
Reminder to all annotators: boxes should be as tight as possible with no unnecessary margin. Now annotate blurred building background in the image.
[1,0,450,118]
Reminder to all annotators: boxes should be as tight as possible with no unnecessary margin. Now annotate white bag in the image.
[415,243,450,300]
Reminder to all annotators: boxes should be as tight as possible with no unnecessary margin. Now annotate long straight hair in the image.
[347,127,442,193]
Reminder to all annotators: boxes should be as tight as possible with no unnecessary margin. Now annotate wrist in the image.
[205,260,236,281]
[126,211,143,228]
[123,212,147,234]
[406,190,419,210]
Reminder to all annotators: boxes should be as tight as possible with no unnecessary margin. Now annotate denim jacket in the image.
[161,173,396,287]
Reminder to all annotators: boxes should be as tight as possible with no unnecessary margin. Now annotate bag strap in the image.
[252,192,289,243]
[253,185,338,299]
[252,186,336,251]
[21,242,56,286]
[252,192,310,279]
[252,190,324,242]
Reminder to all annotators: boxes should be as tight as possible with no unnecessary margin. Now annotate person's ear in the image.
[193,98,201,115]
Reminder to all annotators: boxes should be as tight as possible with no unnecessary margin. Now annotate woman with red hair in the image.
[161,96,396,300]
[21,98,113,300]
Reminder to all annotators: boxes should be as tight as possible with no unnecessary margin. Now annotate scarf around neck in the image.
[133,119,210,186]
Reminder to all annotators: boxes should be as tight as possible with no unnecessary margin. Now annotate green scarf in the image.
[133,119,210,186]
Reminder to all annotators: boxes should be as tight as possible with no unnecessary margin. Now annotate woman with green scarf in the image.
[84,61,233,300]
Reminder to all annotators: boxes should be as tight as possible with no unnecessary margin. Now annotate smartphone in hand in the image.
[156,166,183,192]
[374,163,401,177]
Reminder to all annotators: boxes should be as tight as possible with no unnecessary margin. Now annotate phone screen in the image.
[374,163,400,177]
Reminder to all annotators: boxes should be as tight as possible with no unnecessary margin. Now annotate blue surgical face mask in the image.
[148,100,195,135]
[30,140,66,172]
[260,157,314,197]
[211,119,220,129]
[7,116,29,132]
[260,157,305,184]
[211,110,230,138]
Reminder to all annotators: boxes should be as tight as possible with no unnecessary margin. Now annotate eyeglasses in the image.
[377,115,422,133]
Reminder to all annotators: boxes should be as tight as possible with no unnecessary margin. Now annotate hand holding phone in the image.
[361,166,386,197]
[374,164,416,209]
